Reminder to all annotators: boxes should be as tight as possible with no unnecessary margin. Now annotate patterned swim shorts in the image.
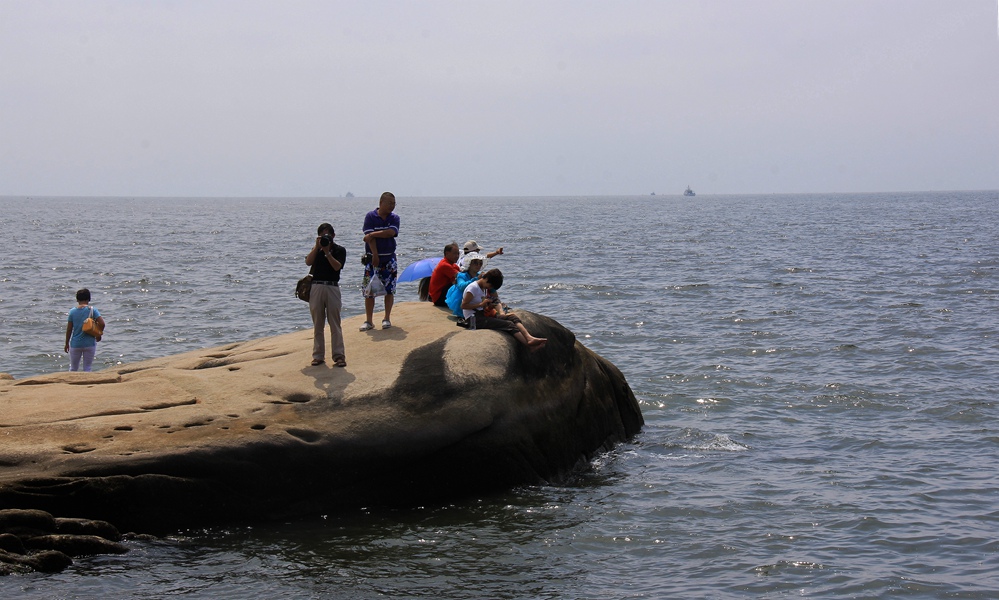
[361,255,398,297]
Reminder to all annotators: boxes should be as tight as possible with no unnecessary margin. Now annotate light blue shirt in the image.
[68,305,101,348]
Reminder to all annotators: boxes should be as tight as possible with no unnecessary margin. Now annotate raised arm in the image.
[305,237,322,265]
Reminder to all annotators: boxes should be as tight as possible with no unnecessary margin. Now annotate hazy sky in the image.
[1,0,997,197]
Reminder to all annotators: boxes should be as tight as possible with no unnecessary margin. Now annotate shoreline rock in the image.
[0,303,643,535]
[0,509,125,575]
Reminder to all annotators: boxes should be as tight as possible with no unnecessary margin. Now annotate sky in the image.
[1,0,997,197]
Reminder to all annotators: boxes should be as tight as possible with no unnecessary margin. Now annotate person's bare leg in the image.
[514,323,546,348]
[513,331,546,352]
[365,296,375,324]
[384,293,394,322]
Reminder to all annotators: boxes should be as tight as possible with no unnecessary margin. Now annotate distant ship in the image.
[683,186,696,197]
[345,192,354,198]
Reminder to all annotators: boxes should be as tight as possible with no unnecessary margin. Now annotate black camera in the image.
[320,234,333,247]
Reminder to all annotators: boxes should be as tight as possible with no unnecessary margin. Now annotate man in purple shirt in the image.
[360,191,400,331]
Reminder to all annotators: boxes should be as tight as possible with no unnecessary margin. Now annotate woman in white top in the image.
[461,269,546,352]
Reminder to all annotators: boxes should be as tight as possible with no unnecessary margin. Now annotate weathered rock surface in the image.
[0,303,642,534]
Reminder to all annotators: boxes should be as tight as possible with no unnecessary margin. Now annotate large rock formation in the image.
[0,303,643,534]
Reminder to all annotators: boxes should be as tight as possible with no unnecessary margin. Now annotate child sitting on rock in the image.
[446,254,484,320]
[461,269,546,351]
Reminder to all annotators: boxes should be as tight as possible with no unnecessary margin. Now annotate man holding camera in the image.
[306,222,347,367]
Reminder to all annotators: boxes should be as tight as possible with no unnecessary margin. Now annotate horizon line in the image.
[3,188,998,200]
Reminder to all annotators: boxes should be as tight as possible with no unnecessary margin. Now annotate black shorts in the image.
[471,312,522,334]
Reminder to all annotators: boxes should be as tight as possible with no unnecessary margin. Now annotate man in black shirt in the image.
[305,223,347,367]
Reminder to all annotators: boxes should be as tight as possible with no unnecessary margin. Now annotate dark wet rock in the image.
[0,543,73,575]
[0,509,126,575]
[15,549,74,573]
[55,517,121,541]
[0,549,34,575]
[0,508,57,538]
[0,533,25,554]
[23,534,128,557]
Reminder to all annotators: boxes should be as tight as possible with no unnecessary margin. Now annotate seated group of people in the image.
[424,241,547,352]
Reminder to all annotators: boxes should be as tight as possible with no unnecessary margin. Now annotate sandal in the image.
[334,358,347,368]
[310,359,324,366]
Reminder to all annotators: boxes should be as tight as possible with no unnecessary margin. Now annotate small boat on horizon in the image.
[684,186,696,197]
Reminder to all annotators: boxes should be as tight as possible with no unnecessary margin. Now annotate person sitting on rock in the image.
[457,240,503,270]
[446,254,484,320]
[427,242,461,307]
[461,269,546,351]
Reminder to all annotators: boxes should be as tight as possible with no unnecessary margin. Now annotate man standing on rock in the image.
[360,192,399,331]
[306,222,347,367]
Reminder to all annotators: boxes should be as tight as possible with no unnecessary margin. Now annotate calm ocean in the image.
[1,192,997,598]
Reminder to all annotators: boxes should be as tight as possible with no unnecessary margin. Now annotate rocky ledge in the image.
[0,302,643,541]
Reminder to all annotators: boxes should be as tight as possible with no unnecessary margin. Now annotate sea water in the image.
[1,192,997,598]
